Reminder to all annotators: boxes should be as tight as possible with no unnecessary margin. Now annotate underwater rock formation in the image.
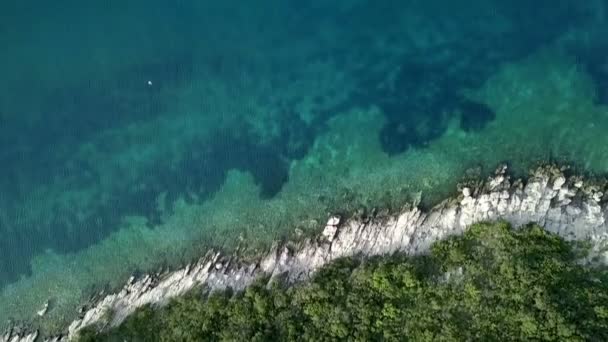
[3,163,608,341]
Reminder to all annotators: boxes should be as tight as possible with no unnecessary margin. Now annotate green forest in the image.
[78,222,608,341]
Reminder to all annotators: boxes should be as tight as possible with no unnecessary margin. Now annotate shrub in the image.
[81,222,608,341]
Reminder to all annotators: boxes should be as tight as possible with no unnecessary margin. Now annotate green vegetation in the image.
[78,222,608,341]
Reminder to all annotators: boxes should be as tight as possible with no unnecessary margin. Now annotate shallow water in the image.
[1,0,608,333]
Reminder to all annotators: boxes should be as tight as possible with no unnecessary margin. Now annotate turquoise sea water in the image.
[1,0,608,333]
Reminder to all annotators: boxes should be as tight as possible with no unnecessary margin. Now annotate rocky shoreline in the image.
[3,164,608,342]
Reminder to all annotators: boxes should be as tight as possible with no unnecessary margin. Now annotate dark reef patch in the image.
[314,0,590,155]
[334,49,501,155]
[568,42,608,106]
[588,61,608,105]
[458,99,496,132]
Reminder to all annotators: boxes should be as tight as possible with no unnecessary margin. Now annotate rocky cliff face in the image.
[3,164,608,342]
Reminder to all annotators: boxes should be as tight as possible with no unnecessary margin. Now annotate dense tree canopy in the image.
[78,222,608,341]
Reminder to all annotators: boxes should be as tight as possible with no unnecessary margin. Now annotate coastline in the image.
[4,163,608,341]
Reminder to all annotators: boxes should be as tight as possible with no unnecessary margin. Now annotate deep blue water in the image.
[1,0,608,330]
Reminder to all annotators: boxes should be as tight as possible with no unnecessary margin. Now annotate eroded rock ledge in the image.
[4,164,608,342]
